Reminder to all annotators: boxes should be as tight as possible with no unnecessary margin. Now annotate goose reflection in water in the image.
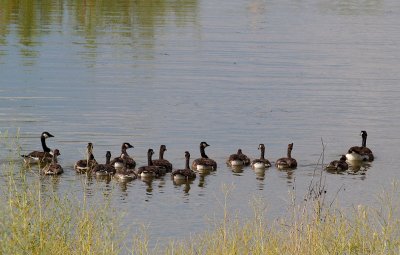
[230,165,244,175]
[173,179,194,194]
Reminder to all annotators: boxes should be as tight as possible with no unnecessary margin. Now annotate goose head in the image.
[42,131,54,139]
[123,143,134,149]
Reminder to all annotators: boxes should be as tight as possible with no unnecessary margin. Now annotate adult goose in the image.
[325,155,348,172]
[152,145,173,172]
[172,151,196,181]
[42,149,63,175]
[191,142,217,171]
[21,131,54,164]
[137,149,166,178]
[92,151,116,177]
[251,144,271,169]
[114,154,137,181]
[74,143,98,173]
[275,143,297,170]
[226,149,250,167]
[110,142,136,169]
[346,131,374,162]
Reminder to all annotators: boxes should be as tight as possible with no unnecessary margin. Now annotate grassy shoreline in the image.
[2,160,400,255]
[1,133,400,254]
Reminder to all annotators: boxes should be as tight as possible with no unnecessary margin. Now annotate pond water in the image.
[1,0,400,248]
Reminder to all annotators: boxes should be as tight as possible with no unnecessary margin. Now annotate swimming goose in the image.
[110,142,136,169]
[152,145,173,172]
[114,154,137,181]
[92,151,116,177]
[325,155,348,172]
[42,149,63,175]
[74,143,98,173]
[275,143,297,169]
[137,149,166,178]
[346,131,374,162]
[227,149,250,167]
[21,131,54,164]
[251,144,271,169]
[172,151,196,181]
[191,142,217,171]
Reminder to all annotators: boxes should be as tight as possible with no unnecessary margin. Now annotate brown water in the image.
[1,0,400,248]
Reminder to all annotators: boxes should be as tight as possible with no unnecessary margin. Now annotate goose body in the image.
[92,151,116,176]
[42,149,63,175]
[191,142,217,171]
[346,131,374,162]
[251,144,271,169]
[326,155,348,172]
[275,143,297,170]
[227,149,250,167]
[74,143,98,173]
[21,131,54,164]
[137,149,166,178]
[172,151,196,181]
[152,145,173,172]
[114,154,137,181]
[110,143,136,169]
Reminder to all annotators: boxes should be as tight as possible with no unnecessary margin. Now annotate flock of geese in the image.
[20,131,374,181]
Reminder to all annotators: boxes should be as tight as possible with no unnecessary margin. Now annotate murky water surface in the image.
[1,0,400,247]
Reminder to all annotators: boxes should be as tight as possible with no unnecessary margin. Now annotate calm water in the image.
[1,0,400,248]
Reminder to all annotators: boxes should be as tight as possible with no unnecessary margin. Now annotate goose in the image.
[275,143,297,170]
[137,149,166,178]
[110,142,136,169]
[172,151,196,181]
[21,131,54,164]
[191,142,217,171]
[92,151,116,177]
[42,149,63,175]
[74,143,98,173]
[152,145,173,172]
[251,144,271,169]
[227,149,250,167]
[346,131,374,162]
[325,155,348,172]
[114,154,137,181]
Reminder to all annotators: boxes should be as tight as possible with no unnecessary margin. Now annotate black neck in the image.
[287,148,292,158]
[362,135,367,147]
[106,155,111,165]
[200,146,208,158]
[121,146,128,156]
[148,152,153,166]
[260,147,265,160]
[41,136,51,152]
[159,148,164,160]
[185,155,190,169]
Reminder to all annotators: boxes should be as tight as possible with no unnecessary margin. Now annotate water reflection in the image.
[318,0,384,15]
[278,169,295,184]
[348,161,370,176]
[253,168,266,180]
[173,179,193,194]
[0,0,199,60]
[230,165,244,175]
[141,178,154,194]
